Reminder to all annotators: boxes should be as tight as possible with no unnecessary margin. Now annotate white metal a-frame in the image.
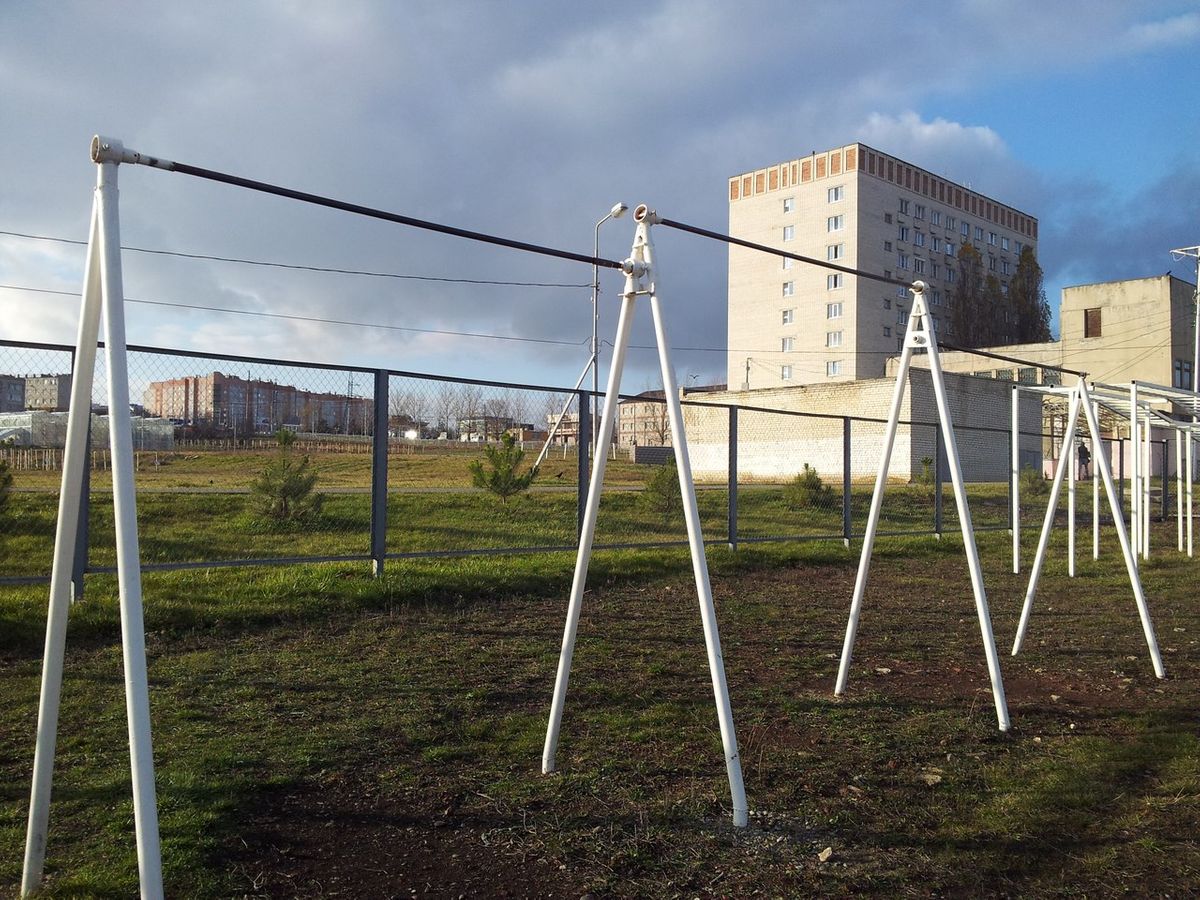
[1010,379,1166,679]
[542,205,748,827]
[22,138,164,897]
[834,282,1011,732]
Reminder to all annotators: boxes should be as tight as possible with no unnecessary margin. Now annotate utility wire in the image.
[0,283,588,348]
[0,230,592,289]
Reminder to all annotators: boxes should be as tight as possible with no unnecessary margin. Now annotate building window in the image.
[781,336,795,352]
[884,213,893,224]
[931,210,942,226]
[946,216,957,230]
[961,221,970,237]
[782,281,795,297]
[915,204,926,219]
[914,231,925,247]
[944,239,954,254]
[1174,359,1194,390]
[1018,367,1037,384]
[783,197,795,213]
[826,360,842,376]
[782,308,795,325]
[883,326,891,337]
[827,215,844,232]
[947,268,957,284]
[975,226,984,241]
[899,198,910,214]
[988,255,997,271]
[931,263,940,279]
[781,365,793,381]
[827,273,843,289]
[827,243,844,260]
[1084,308,1102,338]
[1001,259,1010,275]
[782,225,795,241]
[883,297,891,309]
[1001,236,1010,251]
[826,330,843,347]
[931,288,942,306]
[1015,241,1024,254]
[987,231,997,245]
[913,257,926,274]
[897,308,908,325]
[884,240,893,252]
[782,257,793,269]
[828,185,844,202]
[826,302,843,319]
[897,253,910,270]
[898,224,909,242]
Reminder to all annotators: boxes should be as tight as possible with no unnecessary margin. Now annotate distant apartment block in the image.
[0,374,25,413]
[24,374,72,411]
[728,142,1038,388]
[143,372,371,434]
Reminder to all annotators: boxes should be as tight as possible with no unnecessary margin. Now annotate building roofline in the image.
[1063,272,1197,291]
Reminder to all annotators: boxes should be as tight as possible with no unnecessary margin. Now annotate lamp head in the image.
[610,202,629,219]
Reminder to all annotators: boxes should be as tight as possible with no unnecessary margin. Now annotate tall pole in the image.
[592,203,627,460]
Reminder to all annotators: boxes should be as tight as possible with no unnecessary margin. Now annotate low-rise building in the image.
[24,374,72,411]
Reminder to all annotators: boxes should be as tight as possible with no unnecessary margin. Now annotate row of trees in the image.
[948,244,1051,349]
[388,383,571,440]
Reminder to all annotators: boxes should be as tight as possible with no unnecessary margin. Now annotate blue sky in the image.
[1,1,1197,394]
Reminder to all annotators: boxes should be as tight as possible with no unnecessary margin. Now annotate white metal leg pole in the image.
[1079,385,1165,678]
[1012,385,1020,574]
[649,290,747,828]
[22,198,104,897]
[925,324,1010,731]
[543,287,636,775]
[1131,385,1140,560]
[1177,429,1184,552]
[1068,438,1077,577]
[534,358,593,472]
[1180,434,1190,561]
[1093,404,1100,561]
[835,340,913,695]
[1013,387,1081,656]
[97,159,165,900]
[1142,412,1152,558]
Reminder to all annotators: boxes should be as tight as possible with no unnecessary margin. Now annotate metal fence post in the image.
[1119,437,1126,509]
[842,417,852,547]
[933,424,944,539]
[1006,428,1013,532]
[369,369,388,577]
[728,406,738,551]
[577,390,590,538]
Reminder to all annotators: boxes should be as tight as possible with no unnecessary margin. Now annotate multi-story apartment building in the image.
[727,142,1038,388]
[143,372,371,434]
[0,374,25,413]
[24,374,73,411]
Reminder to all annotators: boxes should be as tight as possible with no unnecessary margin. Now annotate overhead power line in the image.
[0,283,588,348]
[0,230,592,289]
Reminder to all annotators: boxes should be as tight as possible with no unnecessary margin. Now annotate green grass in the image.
[0,523,1197,896]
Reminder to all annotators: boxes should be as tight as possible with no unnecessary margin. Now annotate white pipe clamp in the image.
[91,135,175,169]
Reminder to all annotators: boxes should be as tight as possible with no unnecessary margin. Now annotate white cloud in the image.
[1127,11,1200,52]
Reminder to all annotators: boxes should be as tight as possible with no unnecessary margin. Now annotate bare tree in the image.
[433,382,459,439]
[458,384,484,440]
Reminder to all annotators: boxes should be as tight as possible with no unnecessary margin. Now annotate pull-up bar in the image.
[89,136,623,271]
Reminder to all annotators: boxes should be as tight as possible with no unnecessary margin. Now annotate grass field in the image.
[1,517,1197,897]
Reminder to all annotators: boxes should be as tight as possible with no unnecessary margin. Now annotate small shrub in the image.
[1019,465,1049,497]
[251,430,324,522]
[784,463,833,510]
[0,458,11,513]
[641,457,682,519]
[917,456,935,485]
[469,433,536,503]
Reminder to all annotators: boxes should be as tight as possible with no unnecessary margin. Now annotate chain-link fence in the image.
[5,336,1157,589]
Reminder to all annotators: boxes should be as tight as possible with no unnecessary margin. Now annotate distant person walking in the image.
[1077,441,1091,480]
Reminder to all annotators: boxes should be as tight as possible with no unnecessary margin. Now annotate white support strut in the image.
[1012,381,1165,679]
[542,205,747,827]
[835,282,1010,731]
[23,139,165,899]
[1011,385,1020,574]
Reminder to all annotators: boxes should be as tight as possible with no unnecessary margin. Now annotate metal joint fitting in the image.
[633,204,661,225]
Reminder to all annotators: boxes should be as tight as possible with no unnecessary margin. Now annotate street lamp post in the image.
[593,202,628,456]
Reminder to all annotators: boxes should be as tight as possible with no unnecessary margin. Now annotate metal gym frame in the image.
[1010,379,1166,679]
[834,281,1011,732]
[22,136,630,898]
[542,205,748,828]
